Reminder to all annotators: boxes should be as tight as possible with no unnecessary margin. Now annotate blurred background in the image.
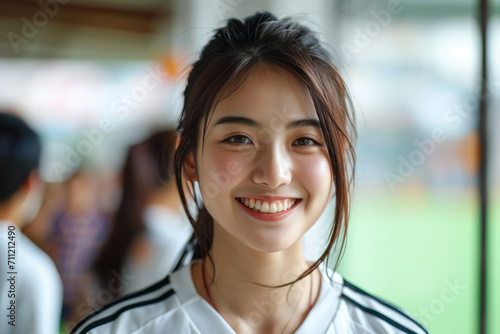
[0,0,498,333]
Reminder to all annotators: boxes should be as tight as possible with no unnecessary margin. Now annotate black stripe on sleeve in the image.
[343,279,429,334]
[77,289,175,334]
[70,276,171,334]
[341,294,419,334]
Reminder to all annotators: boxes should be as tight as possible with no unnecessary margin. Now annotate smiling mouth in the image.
[235,197,301,214]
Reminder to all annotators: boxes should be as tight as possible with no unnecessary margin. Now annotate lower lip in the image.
[235,198,302,222]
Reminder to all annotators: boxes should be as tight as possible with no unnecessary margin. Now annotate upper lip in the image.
[235,195,301,201]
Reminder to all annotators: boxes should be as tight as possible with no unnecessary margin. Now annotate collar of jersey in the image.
[169,261,344,333]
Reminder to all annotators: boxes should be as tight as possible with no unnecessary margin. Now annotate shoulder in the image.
[4,232,63,333]
[17,233,61,293]
[335,276,430,334]
[70,268,187,334]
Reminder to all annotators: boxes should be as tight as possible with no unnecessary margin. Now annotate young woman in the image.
[71,12,429,334]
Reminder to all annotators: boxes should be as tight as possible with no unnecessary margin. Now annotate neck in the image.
[0,212,18,225]
[193,223,320,333]
[0,196,23,225]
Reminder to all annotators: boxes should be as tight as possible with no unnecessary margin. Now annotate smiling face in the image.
[184,65,333,254]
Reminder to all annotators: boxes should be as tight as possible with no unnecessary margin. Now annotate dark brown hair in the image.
[93,129,178,294]
[0,112,41,202]
[174,12,356,285]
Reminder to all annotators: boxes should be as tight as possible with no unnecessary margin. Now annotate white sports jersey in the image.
[71,262,429,334]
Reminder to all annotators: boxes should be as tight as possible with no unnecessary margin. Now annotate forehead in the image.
[207,65,318,127]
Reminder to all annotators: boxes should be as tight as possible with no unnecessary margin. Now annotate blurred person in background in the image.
[22,182,66,254]
[47,168,112,323]
[67,129,193,326]
[92,129,193,295]
[0,112,63,334]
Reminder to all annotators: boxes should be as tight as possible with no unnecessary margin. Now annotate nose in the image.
[251,142,292,188]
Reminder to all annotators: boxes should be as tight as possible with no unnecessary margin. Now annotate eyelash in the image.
[222,135,322,147]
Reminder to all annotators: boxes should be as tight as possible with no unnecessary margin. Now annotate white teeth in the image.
[239,198,298,213]
[269,203,277,213]
[260,202,270,213]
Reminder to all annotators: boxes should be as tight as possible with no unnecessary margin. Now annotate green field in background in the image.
[488,194,499,334]
[337,190,499,334]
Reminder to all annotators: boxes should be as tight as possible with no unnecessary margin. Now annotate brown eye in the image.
[223,135,252,145]
[294,137,320,146]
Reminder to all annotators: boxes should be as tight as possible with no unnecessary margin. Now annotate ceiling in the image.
[0,0,174,59]
[1,0,498,59]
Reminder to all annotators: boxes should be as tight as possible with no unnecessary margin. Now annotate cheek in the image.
[210,151,239,175]
[296,155,332,196]
[199,150,248,197]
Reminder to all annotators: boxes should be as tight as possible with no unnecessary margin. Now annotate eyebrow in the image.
[212,116,321,130]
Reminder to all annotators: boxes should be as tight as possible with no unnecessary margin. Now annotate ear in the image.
[22,170,42,194]
[183,152,198,183]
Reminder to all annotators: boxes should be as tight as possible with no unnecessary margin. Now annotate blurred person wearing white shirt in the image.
[0,112,63,334]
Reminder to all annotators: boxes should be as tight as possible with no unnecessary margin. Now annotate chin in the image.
[244,234,299,254]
